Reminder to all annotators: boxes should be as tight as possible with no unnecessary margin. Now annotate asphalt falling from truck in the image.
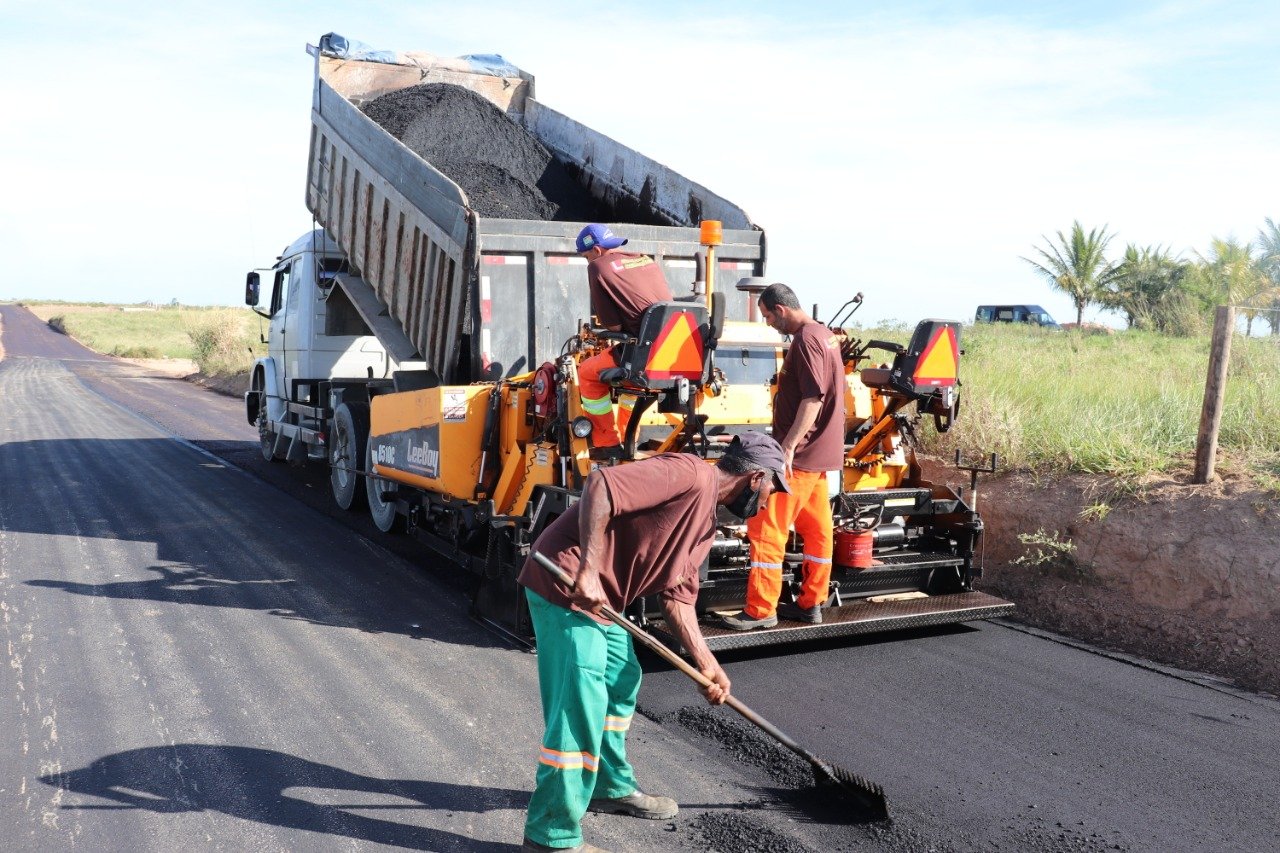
[363,83,646,223]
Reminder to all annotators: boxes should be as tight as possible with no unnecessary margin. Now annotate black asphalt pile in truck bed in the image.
[363,83,610,222]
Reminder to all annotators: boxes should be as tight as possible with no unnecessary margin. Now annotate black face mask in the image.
[727,481,763,520]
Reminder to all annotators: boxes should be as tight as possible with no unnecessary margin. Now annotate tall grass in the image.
[38,305,264,375]
[30,303,1280,478]
[917,324,1280,477]
[187,314,260,376]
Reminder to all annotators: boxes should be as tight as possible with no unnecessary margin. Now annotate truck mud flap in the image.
[654,591,1015,652]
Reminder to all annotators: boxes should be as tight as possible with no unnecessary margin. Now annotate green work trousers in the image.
[524,588,641,849]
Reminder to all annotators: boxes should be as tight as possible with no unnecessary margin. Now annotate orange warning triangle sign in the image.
[647,312,704,380]
[913,325,958,386]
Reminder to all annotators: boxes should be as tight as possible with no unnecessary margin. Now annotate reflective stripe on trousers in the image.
[577,349,622,447]
[524,589,640,848]
[744,468,835,615]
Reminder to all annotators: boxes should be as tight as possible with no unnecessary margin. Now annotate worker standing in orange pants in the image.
[722,282,846,629]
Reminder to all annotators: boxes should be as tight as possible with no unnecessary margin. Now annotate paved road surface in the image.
[3,304,1277,852]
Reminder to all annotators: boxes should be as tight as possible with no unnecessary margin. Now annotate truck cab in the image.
[975,304,1059,329]
[244,229,423,455]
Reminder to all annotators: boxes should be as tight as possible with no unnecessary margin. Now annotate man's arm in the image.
[780,396,823,477]
[571,473,611,614]
[660,598,730,705]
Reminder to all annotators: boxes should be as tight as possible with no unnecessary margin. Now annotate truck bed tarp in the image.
[317,33,525,79]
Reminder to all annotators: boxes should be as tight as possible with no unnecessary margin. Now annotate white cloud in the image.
[1,1,1276,328]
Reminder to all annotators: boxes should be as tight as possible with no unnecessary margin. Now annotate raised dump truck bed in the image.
[305,37,765,382]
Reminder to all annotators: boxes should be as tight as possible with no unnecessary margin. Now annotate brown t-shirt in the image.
[773,320,846,472]
[588,250,673,336]
[516,454,716,624]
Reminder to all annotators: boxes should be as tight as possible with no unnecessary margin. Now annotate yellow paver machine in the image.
[361,230,1012,650]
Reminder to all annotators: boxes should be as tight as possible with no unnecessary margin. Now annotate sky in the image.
[2,0,1277,327]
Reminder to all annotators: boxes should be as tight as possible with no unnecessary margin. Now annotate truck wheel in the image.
[257,407,284,463]
[330,402,369,511]
[366,444,406,533]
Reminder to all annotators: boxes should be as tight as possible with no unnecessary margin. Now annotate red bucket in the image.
[835,527,875,569]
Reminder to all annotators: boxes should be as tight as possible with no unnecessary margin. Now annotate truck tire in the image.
[330,402,369,511]
[366,443,406,533]
[257,407,284,463]
[253,371,285,463]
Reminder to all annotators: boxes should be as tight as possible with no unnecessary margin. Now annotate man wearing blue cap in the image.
[575,224,672,460]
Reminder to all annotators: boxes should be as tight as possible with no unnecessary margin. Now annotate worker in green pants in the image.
[516,434,791,852]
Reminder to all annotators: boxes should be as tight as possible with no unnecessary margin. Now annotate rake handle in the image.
[532,551,811,761]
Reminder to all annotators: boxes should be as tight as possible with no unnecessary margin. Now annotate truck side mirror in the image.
[245,272,261,307]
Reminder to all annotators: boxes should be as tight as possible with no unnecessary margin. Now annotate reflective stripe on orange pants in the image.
[577,349,621,447]
[745,468,834,616]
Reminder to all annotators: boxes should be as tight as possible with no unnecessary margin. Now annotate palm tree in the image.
[1256,218,1280,335]
[1104,244,1190,331]
[1023,221,1120,326]
[1193,237,1272,335]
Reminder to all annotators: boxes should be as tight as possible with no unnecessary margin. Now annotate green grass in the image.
[913,323,1280,480]
[28,303,265,374]
[20,304,1280,481]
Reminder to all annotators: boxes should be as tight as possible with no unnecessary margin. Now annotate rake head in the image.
[812,757,889,822]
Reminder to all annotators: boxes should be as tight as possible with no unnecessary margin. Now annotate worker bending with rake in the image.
[574,224,672,461]
[517,434,790,852]
[722,283,846,630]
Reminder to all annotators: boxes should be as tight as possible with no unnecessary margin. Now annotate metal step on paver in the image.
[652,590,1016,652]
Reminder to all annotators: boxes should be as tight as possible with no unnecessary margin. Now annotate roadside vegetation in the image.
[22,302,264,374]
[18,295,1279,485]
[1023,217,1280,334]
[912,323,1280,485]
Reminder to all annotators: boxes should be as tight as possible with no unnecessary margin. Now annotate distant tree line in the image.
[1022,219,1280,335]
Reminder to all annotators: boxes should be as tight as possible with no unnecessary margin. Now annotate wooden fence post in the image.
[1193,305,1235,483]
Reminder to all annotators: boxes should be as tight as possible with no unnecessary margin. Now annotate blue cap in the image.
[576,224,628,254]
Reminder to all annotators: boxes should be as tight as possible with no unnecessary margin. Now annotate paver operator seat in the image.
[594,294,724,454]
[858,318,962,432]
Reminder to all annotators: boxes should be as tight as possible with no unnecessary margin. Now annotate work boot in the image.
[777,601,822,624]
[588,789,679,820]
[719,610,778,631]
[521,838,609,852]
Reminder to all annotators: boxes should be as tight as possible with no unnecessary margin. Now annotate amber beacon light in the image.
[699,220,723,310]
[699,219,723,246]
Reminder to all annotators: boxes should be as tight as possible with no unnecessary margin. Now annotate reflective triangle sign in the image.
[913,325,958,387]
[646,312,704,380]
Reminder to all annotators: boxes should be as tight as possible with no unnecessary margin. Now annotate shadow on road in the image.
[4,436,503,651]
[41,744,525,851]
[23,564,495,646]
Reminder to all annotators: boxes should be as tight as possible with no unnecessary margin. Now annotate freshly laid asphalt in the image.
[2,303,1277,852]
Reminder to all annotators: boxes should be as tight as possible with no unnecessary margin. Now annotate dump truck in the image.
[244,34,1012,651]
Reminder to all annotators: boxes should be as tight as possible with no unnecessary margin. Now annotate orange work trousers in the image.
[577,349,633,449]
[745,468,834,617]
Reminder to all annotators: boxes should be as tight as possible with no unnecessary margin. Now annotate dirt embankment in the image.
[925,457,1280,696]
[189,371,250,397]
[109,352,246,397]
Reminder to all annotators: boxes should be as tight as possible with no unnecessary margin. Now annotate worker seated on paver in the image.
[575,224,672,461]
